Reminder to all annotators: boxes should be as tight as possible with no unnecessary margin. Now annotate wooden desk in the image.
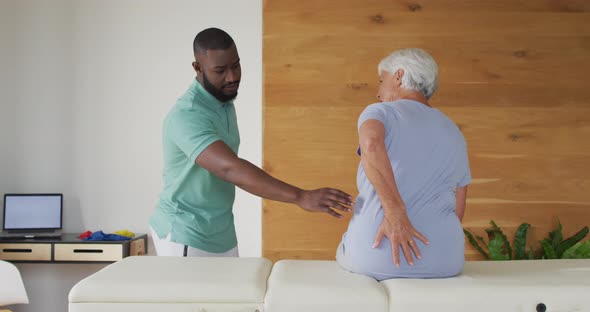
[0,233,147,263]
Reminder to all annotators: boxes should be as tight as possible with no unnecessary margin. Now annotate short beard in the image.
[201,71,239,102]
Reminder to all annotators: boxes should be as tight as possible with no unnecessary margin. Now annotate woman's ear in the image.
[395,69,404,85]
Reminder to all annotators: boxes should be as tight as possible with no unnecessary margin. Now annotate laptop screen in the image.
[3,194,63,230]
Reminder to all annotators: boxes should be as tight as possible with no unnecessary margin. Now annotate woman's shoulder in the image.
[360,101,402,114]
[430,108,463,130]
[369,100,424,112]
[430,109,468,145]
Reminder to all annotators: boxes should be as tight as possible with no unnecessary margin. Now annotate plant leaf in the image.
[556,226,589,258]
[490,220,512,260]
[464,229,489,259]
[548,220,563,249]
[485,229,496,242]
[540,239,557,259]
[488,235,510,260]
[513,223,530,260]
[475,233,487,251]
[562,241,590,259]
[528,247,535,260]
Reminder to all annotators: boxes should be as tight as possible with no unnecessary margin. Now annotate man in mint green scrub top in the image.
[149,28,352,257]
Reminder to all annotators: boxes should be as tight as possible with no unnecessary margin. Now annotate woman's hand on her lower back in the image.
[373,213,429,267]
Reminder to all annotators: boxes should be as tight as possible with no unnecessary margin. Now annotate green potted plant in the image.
[464,220,590,260]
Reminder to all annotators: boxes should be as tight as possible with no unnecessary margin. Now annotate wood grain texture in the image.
[263,0,590,263]
[264,0,590,13]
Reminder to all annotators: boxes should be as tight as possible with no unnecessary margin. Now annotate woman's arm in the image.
[359,119,429,267]
[455,185,468,222]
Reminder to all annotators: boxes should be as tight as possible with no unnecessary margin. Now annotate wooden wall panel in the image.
[263,0,590,262]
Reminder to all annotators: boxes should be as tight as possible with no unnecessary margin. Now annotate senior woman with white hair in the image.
[336,48,471,280]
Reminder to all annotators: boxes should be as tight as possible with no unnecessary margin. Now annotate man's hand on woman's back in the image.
[296,188,353,219]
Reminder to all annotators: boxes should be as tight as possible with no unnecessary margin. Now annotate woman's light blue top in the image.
[337,100,471,280]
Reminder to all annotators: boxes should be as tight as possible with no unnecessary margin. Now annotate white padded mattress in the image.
[382,259,590,312]
[69,256,272,312]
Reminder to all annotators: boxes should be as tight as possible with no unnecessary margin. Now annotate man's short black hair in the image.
[193,28,235,56]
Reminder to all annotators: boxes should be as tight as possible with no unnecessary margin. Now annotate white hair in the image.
[378,48,439,99]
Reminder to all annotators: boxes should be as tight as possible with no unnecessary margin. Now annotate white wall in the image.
[0,0,73,193]
[0,1,262,311]
[0,0,19,193]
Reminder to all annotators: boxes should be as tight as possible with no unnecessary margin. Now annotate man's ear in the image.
[192,61,202,74]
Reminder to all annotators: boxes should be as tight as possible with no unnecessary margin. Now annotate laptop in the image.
[0,193,63,239]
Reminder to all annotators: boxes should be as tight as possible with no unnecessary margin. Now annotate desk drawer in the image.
[130,237,146,256]
[55,244,123,262]
[0,243,52,261]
